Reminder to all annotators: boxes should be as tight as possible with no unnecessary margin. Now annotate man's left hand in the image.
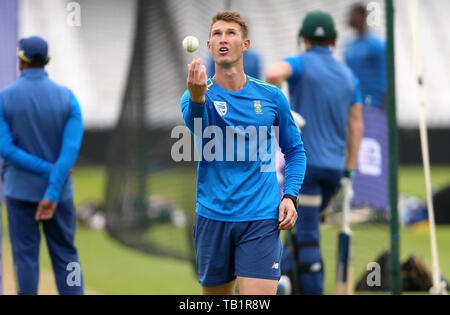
[278,198,298,230]
[35,198,57,221]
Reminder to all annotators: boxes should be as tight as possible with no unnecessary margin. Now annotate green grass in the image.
[2,208,200,295]
[2,165,450,294]
[28,225,199,294]
[321,224,450,295]
[399,166,450,199]
[2,166,201,295]
[71,226,199,294]
[71,166,200,294]
[72,166,197,260]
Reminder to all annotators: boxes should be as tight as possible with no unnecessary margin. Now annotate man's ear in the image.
[330,38,337,47]
[243,39,250,53]
[303,36,312,50]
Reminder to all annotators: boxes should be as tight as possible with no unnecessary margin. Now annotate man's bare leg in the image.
[237,277,278,295]
[202,279,236,295]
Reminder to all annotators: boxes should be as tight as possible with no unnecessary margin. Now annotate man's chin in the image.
[214,57,237,68]
[216,56,230,64]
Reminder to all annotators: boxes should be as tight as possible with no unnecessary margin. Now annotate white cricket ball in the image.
[183,35,199,53]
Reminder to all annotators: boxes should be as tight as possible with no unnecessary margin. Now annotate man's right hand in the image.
[35,198,57,221]
[187,58,207,104]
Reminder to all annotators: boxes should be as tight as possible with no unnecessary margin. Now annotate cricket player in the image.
[0,36,84,294]
[266,11,364,294]
[344,3,387,109]
[181,11,306,295]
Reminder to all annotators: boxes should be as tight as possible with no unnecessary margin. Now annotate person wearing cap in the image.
[345,3,387,109]
[0,36,84,295]
[266,11,364,294]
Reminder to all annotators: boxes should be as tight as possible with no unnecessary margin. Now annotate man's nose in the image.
[219,33,228,43]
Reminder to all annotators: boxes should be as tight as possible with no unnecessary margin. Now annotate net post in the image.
[385,0,402,295]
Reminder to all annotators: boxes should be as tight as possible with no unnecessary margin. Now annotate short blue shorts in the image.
[193,214,283,287]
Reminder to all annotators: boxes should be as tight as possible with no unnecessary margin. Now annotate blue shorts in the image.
[193,214,283,287]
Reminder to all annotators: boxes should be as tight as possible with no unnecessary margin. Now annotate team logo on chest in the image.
[254,100,263,114]
[214,101,227,116]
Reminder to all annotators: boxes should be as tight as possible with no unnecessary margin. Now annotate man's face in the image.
[208,20,249,67]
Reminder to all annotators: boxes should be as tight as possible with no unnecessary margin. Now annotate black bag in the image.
[356,250,449,292]
[434,185,450,224]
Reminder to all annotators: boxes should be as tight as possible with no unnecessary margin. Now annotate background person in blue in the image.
[0,36,84,295]
[344,3,387,109]
[266,11,364,294]
[181,11,306,295]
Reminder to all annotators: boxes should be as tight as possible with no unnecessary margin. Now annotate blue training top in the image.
[0,68,84,204]
[344,31,387,109]
[181,76,306,222]
[283,46,362,171]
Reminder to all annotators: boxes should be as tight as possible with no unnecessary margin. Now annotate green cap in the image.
[299,11,337,40]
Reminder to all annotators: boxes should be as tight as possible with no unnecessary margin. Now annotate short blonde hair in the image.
[209,11,249,39]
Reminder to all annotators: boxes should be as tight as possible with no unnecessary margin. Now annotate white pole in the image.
[408,0,447,295]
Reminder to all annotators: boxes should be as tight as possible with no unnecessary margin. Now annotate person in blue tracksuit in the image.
[344,3,387,109]
[267,11,364,294]
[181,11,306,295]
[0,36,84,295]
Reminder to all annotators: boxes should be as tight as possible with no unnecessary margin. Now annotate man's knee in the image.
[237,277,278,295]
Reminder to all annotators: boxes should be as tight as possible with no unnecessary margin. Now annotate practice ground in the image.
[1,165,449,295]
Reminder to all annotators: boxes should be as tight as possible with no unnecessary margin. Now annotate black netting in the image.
[104,0,196,263]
